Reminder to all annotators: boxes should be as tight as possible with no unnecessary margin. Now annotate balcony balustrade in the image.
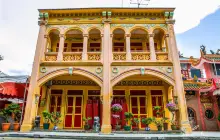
[156,52,169,61]
[87,52,101,61]
[45,52,58,61]
[63,52,82,61]
[131,52,150,61]
[113,52,126,61]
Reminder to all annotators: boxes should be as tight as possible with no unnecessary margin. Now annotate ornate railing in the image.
[45,52,58,61]
[113,52,126,61]
[63,52,82,61]
[87,52,101,61]
[156,52,169,61]
[131,52,150,60]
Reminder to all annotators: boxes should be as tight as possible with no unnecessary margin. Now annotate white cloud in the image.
[0,0,220,75]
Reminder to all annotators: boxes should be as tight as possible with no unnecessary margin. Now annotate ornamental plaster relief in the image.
[46,24,104,34]
[111,66,174,80]
[110,24,167,34]
[38,66,103,81]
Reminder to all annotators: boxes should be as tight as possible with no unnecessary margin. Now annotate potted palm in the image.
[7,103,21,131]
[124,112,133,131]
[0,108,11,131]
[133,118,140,131]
[50,112,61,130]
[42,110,51,129]
[83,117,92,130]
[141,117,153,131]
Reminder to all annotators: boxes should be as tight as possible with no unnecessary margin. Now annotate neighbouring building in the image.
[21,7,192,133]
[180,47,220,131]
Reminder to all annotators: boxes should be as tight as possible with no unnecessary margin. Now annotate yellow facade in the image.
[21,7,192,133]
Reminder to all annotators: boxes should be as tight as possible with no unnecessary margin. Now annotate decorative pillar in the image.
[57,34,65,61]
[165,34,172,61]
[101,34,104,62]
[82,34,88,60]
[197,91,206,130]
[149,34,156,61]
[125,34,131,60]
[101,20,112,134]
[20,20,47,132]
[167,20,192,133]
[40,35,49,61]
[109,34,113,62]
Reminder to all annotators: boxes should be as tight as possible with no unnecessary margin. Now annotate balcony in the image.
[45,52,58,61]
[113,52,126,61]
[156,52,169,61]
[131,52,150,61]
[87,52,101,61]
[63,52,82,61]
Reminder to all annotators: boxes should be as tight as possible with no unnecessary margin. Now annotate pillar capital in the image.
[125,34,131,38]
[83,34,88,37]
[166,19,176,25]
[59,34,66,39]
[165,34,169,38]
[148,33,154,38]
[38,20,47,26]
[44,34,49,39]
[110,34,113,38]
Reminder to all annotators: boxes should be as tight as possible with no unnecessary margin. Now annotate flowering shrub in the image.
[166,103,176,112]
[111,104,123,113]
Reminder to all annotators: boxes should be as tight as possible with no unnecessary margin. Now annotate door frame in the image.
[64,95,83,129]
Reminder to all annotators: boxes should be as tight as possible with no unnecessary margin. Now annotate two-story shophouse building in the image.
[20,7,192,133]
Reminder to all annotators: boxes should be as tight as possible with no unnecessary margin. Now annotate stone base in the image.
[181,123,192,134]
[20,124,32,132]
[101,125,112,134]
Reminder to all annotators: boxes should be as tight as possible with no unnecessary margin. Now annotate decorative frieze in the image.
[52,80,98,86]
[115,80,163,86]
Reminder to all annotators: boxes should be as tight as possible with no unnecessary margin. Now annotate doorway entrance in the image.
[64,90,83,129]
[130,90,147,128]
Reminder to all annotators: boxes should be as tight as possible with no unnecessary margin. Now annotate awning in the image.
[0,82,28,99]
[213,89,220,95]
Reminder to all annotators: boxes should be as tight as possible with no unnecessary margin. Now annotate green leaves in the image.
[141,117,153,125]
[42,110,52,123]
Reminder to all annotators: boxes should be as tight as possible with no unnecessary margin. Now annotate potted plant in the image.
[42,110,51,130]
[133,118,140,131]
[152,117,164,131]
[83,117,92,130]
[161,111,169,131]
[141,117,153,131]
[111,104,123,113]
[0,108,11,131]
[153,106,162,118]
[112,114,121,131]
[50,112,61,130]
[166,102,177,130]
[124,112,133,131]
[8,103,21,131]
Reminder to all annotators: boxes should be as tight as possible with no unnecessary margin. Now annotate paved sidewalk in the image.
[0,131,220,139]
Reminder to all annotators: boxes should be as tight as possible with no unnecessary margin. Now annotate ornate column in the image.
[167,20,192,133]
[82,34,88,60]
[101,34,104,62]
[101,20,112,134]
[165,34,172,61]
[21,20,47,132]
[211,95,220,130]
[149,34,156,61]
[125,34,131,61]
[40,35,49,61]
[57,34,65,61]
[198,91,206,130]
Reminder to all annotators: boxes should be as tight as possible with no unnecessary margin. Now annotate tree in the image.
[0,55,3,61]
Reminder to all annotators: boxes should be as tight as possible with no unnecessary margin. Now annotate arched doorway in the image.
[111,70,174,130]
[37,69,102,130]
[187,107,197,129]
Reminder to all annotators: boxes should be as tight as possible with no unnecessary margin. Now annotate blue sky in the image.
[177,8,220,58]
[0,0,220,75]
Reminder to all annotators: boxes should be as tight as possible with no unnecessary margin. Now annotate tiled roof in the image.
[183,81,213,91]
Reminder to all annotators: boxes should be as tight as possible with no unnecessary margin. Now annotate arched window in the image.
[88,29,101,52]
[65,29,83,52]
[187,107,197,129]
[153,29,166,52]
[112,29,125,52]
[130,28,148,52]
[48,29,60,52]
